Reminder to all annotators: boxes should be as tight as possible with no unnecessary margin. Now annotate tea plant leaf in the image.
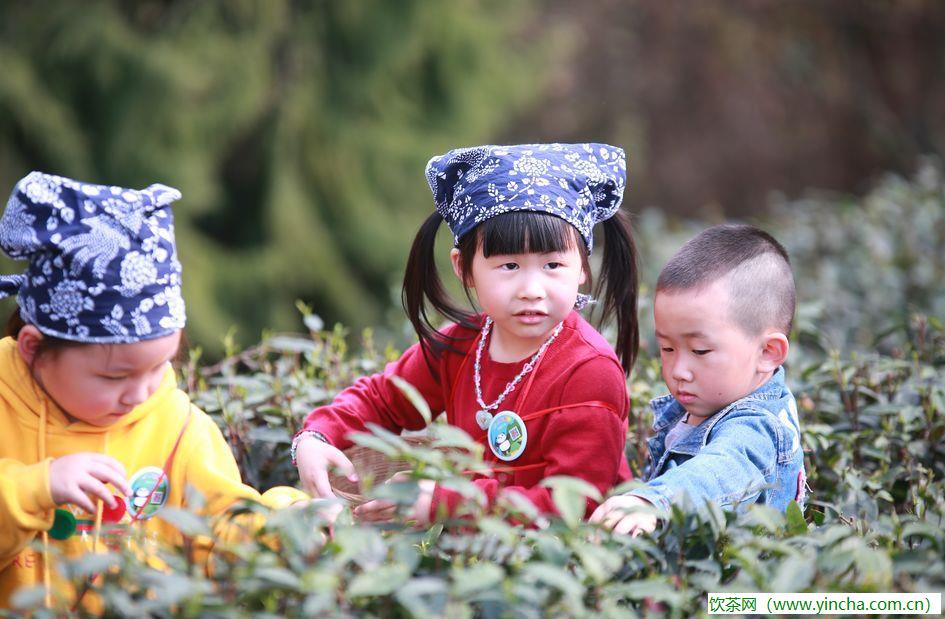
[785,500,808,536]
[451,563,504,597]
[390,374,432,424]
[157,507,212,537]
[540,476,602,528]
[347,564,411,597]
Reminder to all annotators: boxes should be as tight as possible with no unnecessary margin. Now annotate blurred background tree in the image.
[0,0,942,356]
[0,0,547,353]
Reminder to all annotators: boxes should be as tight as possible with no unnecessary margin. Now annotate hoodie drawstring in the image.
[37,398,51,609]
[91,434,107,555]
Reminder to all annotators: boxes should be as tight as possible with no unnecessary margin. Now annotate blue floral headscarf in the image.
[425,143,626,251]
[0,171,186,343]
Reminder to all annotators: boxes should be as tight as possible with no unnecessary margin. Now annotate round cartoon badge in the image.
[487,410,527,461]
[126,466,169,520]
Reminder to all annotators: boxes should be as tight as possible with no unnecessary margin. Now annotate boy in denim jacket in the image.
[591,224,806,535]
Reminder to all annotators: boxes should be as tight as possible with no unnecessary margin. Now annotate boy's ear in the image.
[449,248,471,288]
[16,325,44,367]
[758,331,789,373]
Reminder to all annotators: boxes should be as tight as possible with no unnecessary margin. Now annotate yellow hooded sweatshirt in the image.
[0,337,306,609]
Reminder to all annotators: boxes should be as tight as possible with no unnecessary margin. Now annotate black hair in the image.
[656,223,796,335]
[5,311,85,362]
[402,210,639,375]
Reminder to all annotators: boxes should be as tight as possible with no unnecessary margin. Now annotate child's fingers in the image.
[64,489,98,515]
[588,502,611,524]
[599,508,627,532]
[612,515,638,536]
[328,452,358,483]
[354,499,396,522]
[307,468,336,499]
[88,463,131,497]
[92,454,128,479]
[78,477,118,510]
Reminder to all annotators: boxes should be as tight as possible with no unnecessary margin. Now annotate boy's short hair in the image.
[656,223,796,336]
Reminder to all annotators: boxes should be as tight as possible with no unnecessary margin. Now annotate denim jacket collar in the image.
[648,366,787,457]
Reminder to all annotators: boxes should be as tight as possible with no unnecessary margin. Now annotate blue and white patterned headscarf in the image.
[0,172,186,343]
[425,143,626,251]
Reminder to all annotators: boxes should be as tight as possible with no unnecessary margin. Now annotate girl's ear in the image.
[757,331,789,373]
[16,325,44,367]
[450,248,471,288]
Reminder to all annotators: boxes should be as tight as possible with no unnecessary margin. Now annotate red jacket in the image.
[302,311,631,518]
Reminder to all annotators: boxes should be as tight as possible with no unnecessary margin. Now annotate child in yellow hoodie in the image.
[0,172,307,610]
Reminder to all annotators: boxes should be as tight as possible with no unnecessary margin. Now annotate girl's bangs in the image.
[477,211,581,257]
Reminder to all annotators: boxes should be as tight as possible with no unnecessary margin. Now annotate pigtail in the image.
[402,213,477,363]
[594,210,639,376]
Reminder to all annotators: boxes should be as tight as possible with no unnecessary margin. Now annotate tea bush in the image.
[10,165,945,617]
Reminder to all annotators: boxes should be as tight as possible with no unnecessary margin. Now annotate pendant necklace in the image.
[473,316,563,431]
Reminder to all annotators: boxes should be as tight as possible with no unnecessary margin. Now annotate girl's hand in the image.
[295,435,358,499]
[589,495,657,536]
[354,474,436,525]
[49,453,131,514]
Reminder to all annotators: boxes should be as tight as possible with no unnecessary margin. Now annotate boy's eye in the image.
[692,349,711,356]
[100,375,127,381]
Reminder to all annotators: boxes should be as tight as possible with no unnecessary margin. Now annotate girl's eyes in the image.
[498,261,564,270]
[100,375,128,381]
[660,347,674,353]
[692,349,711,356]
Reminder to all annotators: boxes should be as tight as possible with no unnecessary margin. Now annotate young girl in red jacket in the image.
[294,143,639,523]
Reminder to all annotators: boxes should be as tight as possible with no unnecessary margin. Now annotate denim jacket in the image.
[629,367,806,515]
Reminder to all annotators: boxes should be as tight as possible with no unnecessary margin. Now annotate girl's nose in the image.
[518,273,546,300]
[120,380,151,408]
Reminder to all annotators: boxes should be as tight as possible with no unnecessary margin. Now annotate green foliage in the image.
[14,313,943,616]
[11,165,945,616]
[0,1,547,354]
[633,161,945,358]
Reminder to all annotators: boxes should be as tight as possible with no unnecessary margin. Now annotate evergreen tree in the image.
[0,1,545,353]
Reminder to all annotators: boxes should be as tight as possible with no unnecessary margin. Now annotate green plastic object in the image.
[48,509,76,540]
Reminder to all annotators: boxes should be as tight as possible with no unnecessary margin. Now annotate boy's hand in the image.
[589,495,658,536]
[49,453,131,514]
[354,474,435,525]
[295,434,358,499]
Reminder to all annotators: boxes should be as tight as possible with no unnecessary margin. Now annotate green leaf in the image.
[9,586,46,611]
[430,424,480,451]
[348,432,401,457]
[254,566,302,589]
[785,500,808,536]
[520,563,583,601]
[451,563,504,597]
[540,476,602,528]
[573,543,622,584]
[66,552,121,578]
[302,312,325,333]
[348,564,411,597]
[389,374,432,424]
[395,577,449,618]
[157,508,212,537]
[770,553,815,592]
